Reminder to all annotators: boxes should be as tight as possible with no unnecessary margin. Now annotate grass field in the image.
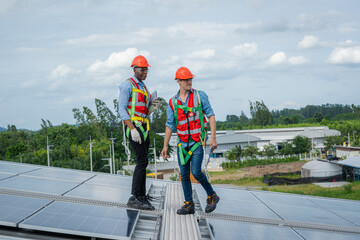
[210,172,360,201]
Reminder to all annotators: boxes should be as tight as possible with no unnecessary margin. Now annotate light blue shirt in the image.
[118,76,149,121]
[166,89,214,147]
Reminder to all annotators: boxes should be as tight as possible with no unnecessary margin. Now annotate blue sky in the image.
[0,0,359,130]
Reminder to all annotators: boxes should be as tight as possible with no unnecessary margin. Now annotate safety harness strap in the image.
[178,141,201,165]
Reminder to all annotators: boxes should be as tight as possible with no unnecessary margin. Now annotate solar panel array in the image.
[0,161,141,239]
[1,160,360,240]
[195,185,360,240]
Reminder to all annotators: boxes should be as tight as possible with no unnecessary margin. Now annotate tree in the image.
[313,112,323,123]
[225,145,242,161]
[242,145,258,158]
[249,100,273,126]
[239,111,249,126]
[324,136,342,151]
[292,135,311,154]
[226,115,240,122]
[263,143,277,157]
[279,142,294,155]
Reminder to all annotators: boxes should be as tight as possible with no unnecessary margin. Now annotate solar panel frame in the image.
[0,175,80,195]
[19,201,139,240]
[0,193,51,227]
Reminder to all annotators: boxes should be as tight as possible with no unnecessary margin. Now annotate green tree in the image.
[242,145,258,158]
[279,142,294,155]
[226,115,240,122]
[292,135,311,154]
[263,143,277,157]
[224,145,242,161]
[249,100,274,126]
[324,135,342,151]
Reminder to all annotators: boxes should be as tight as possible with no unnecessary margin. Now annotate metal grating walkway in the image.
[162,183,200,240]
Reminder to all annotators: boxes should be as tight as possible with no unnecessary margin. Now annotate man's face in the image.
[133,67,148,81]
[177,78,193,91]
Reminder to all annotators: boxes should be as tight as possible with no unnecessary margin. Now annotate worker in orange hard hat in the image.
[118,55,161,211]
[161,67,220,215]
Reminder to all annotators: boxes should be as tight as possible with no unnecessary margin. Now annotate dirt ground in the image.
[211,161,307,181]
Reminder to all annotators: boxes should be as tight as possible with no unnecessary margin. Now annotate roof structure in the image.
[336,157,360,168]
[1,160,360,239]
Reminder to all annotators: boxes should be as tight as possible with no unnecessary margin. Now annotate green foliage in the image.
[242,145,259,158]
[292,136,311,154]
[222,156,300,169]
[249,100,274,126]
[263,143,277,157]
[224,145,242,161]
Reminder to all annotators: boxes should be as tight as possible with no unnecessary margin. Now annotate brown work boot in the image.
[177,201,195,215]
[205,192,220,213]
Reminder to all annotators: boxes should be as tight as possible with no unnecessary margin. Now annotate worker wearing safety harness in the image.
[161,67,220,215]
[118,55,161,211]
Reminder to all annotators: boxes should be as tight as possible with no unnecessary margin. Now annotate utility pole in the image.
[109,137,116,174]
[46,136,53,167]
[153,138,157,179]
[89,136,95,172]
[102,145,112,174]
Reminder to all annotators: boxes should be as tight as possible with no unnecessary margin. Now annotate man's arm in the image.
[161,126,173,159]
[208,115,218,152]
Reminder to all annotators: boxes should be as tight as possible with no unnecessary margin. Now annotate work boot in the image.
[127,195,153,210]
[205,192,220,213]
[177,201,195,215]
[139,195,155,210]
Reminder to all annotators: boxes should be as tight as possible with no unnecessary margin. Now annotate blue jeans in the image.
[178,145,215,202]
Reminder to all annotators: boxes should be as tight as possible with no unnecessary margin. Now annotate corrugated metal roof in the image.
[336,157,360,168]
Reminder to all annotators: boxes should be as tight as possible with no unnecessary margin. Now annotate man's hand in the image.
[131,128,142,144]
[209,137,217,153]
[161,145,169,159]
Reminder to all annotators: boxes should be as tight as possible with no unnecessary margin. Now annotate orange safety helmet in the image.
[175,67,194,80]
[130,55,150,67]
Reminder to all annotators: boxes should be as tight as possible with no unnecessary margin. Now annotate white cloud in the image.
[165,22,247,39]
[268,51,287,65]
[87,48,150,73]
[270,101,302,110]
[289,56,310,65]
[187,49,215,60]
[15,47,45,53]
[328,46,360,64]
[298,35,322,49]
[230,42,258,58]
[50,64,73,79]
[20,80,38,88]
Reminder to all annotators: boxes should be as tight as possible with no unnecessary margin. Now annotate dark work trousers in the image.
[128,125,150,197]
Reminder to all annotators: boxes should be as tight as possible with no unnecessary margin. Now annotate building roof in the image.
[336,157,360,168]
[1,160,360,239]
[335,146,360,151]
[216,133,260,145]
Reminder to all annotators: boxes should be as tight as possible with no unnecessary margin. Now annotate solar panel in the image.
[295,228,360,240]
[253,191,358,227]
[86,174,153,192]
[195,186,280,219]
[0,173,13,180]
[207,219,303,240]
[0,193,50,227]
[0,175,79,195]
[19,201,139,240]
[22,167,96,182]
[0,161,39,174]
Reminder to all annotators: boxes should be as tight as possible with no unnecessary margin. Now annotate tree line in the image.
[0,98,169,173]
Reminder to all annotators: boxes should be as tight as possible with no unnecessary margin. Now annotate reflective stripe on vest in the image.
[169,89,207,143]
[125,78,150,140]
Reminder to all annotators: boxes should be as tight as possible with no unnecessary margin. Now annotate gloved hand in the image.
[131,128,142,144]
[151,99,161,110]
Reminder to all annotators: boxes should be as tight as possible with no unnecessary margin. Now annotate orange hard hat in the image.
[130,55,150,67]
[175,67,194,80]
